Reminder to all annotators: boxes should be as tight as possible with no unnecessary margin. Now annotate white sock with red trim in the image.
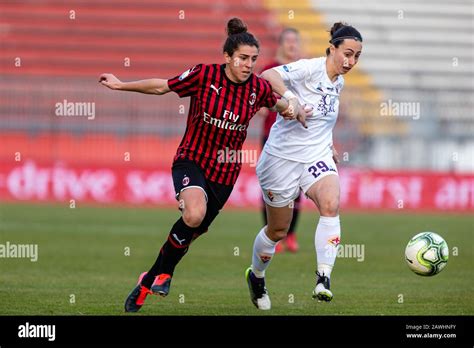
[251,226,277,278]
[315,215,341,278]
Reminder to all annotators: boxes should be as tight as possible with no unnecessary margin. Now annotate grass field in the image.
[0,203,472,316]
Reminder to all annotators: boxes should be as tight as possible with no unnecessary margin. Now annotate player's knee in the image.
[319,198,339,217]
[266,226,288,241]
[183,207,206,228]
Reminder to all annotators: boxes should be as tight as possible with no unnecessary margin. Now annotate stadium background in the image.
[1,0,473,211]
[0,0,473,318]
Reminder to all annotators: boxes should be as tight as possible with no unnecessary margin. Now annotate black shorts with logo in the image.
[171,159,234,231]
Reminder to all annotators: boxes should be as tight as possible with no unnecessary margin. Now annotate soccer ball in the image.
[404,232,449,276]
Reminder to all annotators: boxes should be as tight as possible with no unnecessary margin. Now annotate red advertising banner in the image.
[0,161,473,211]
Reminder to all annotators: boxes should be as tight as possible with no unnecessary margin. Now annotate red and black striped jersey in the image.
[167,63,277,186]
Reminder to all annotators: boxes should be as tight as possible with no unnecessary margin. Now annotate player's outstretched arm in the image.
[261,69,305,127]
[260,69,287,97]
[269,98,288,113]
[99,73,171,95]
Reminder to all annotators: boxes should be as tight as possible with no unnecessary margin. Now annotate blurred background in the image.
[1,0,473,211]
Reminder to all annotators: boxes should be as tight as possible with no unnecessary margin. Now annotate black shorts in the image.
[172,159,234,230]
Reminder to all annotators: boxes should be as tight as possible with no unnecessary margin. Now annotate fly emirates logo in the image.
[203,110,247,131]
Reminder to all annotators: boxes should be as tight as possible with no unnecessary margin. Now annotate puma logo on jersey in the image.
[172,234,186,245]
[210,84,222,95]
[316,82,324,93]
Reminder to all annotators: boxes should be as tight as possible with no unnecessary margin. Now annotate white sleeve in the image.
[273,59,311,88]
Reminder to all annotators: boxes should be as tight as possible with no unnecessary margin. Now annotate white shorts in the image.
[256,151,338,207]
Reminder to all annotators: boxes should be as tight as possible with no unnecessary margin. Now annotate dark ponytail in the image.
[223,18,259,56]
[326,22,362,56]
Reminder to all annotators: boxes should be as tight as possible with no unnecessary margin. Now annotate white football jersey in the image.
[263,57,344,163]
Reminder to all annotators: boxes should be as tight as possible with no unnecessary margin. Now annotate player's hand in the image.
[280,98,300,120]
[332,145,340,164]
[99,73,122,90]
[296,104,313,129]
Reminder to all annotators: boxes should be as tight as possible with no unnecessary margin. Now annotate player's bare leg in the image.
[178,187,207,227]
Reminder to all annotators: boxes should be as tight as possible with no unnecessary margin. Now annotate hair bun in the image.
[330,22,348,37]
[227,17,248,36]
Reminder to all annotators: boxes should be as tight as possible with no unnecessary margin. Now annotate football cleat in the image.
[285,233,299,252]
[124,272,171,312]
[275,240,284,253]
[312,271,333,302]
[245,267,271,310]
[124,284,152,312]
[151,273,172,297]
[137,271,172,297]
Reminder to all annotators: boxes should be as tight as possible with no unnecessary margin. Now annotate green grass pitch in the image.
[0,203,472,315]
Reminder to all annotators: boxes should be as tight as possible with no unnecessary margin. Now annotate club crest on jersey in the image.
[182,176,190,186]
[259,254,272,263]
[249,92,256,106]
[317,94,337,116]
[328,236,340,246]
[267,190,274,201]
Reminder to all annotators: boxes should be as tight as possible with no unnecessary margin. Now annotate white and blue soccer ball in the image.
[405,232,449,276]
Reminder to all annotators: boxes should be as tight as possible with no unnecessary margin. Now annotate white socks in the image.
[315,215,341,278]
[251,216,340,280]
[251,226,277,278]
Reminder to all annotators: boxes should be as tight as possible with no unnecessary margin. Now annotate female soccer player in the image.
[246,22,363,310]
[99,18,303,312]
[259,28,303,254]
